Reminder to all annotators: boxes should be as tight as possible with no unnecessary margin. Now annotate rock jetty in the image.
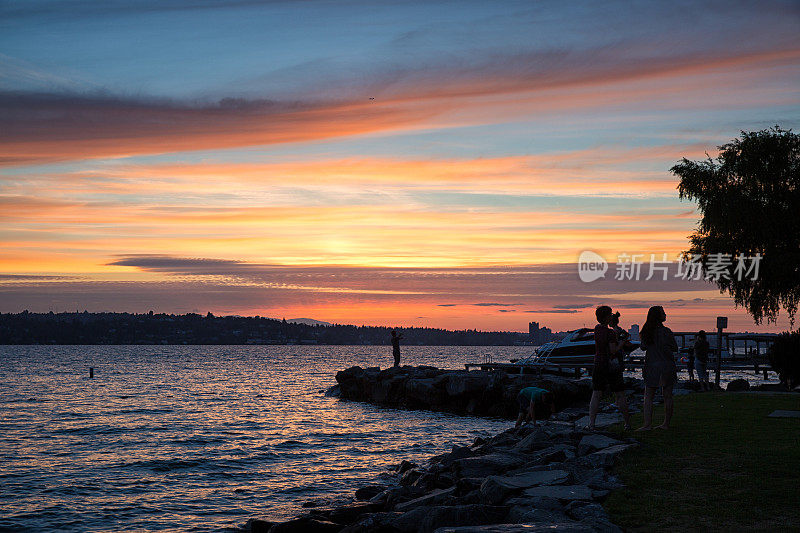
[329,365,631,419]
[243,366,648,533]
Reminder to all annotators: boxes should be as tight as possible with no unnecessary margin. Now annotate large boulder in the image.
[479,469,570,504]
[397,460,418,474]
[552,407,588,422]
[430,445,475,467]
[392,505,509,533]
[336,366,367,399]
[504,495,562,511]
[400,469,424,486]
[579,444,636,469]
[338,512,402,533]
[577,434,624,456]
[511,428,551,453]
[409,365,443,377]
[354,485,386,501]
[486,430,523,449]
[432,524,595,533]
[244,518,274,533]
[574,413,623,430]
[371,375,407,404]
[526,444,573,465]
[565,502,623,533]
[522,484,593,502]
[335,366,381,401]
[540,421,578,440]
[325,504,377,525]
[505,507,572,525]
[406,378,446,405]
[726,379,751,392]
[395,487,457,511]
[369,485,426,508]
[445,372,495,397]
[452,453,526,478]
[378,366,410,380]
[269,517,343,533]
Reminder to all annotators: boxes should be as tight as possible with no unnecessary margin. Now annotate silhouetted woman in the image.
[638,305,678,430]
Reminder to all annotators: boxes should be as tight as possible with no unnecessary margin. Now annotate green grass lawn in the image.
[604,392,800,532]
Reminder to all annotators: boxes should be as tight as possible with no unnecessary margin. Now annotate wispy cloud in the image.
[525,309,580,314]
[3,9,798,166]
[472,302,522,307]
[0,255,789,330]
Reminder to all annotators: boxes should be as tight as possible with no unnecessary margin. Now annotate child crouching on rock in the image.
[515,386,555,428]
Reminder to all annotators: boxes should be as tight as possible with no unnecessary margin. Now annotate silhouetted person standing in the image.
[587,306,631,431]
[694,330,710,391]
[391,330,403,367]
[638,305,678,430]
[609,311,636,361]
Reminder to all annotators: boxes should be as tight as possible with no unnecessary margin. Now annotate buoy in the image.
[89,367,94,379]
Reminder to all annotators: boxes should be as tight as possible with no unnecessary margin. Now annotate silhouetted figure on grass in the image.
[515,386,555,428]
[391,330,403,367]
[587,305,631,431]
[694,330,711,391]
[638,306,678,430]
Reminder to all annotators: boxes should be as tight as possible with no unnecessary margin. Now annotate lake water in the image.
[0,345,525,532]
[0,344,778,532]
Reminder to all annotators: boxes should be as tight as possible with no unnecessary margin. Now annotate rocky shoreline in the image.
[245,419,633,532]
[242,366,765,533]
[241,366,655,533]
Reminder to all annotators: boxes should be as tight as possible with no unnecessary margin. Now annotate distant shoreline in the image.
[0,311,777,346]
[0,342,529,346]
[0,311,535,346]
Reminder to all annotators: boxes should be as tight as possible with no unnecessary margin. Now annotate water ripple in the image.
[0,344,532,531]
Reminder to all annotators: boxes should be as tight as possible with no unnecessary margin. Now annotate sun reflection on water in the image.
[0,345,522,531]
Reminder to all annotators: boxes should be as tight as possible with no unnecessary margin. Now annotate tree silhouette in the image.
[671,126,800,325]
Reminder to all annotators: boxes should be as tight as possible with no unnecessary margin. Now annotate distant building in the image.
[529,321,554,345]
[628,323,640,341]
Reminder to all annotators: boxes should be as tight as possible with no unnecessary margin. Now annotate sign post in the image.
[715,316,727,386]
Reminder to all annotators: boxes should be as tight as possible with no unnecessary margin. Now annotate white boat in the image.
[514,328,639,367]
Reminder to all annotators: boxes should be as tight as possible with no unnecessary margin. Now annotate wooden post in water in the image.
[89,367,94,379]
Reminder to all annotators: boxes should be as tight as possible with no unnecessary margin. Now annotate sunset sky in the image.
[2,0,799,332]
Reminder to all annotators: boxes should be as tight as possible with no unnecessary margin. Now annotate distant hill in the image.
[286,317,332,326]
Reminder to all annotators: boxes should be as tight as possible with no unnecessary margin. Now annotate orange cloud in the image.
[6,145,709,203]
[2,45,797,166]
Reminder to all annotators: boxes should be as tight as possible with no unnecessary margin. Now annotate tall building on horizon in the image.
[529,321,554,345]
[628,323,640,341]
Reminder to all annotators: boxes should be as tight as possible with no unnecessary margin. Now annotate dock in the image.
[465,331,777,381]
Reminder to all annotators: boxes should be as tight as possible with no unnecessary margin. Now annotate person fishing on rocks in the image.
[515,386,556,428]
[390,330,403,367]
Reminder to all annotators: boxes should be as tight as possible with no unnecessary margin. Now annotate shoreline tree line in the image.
[0,311,549,346]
